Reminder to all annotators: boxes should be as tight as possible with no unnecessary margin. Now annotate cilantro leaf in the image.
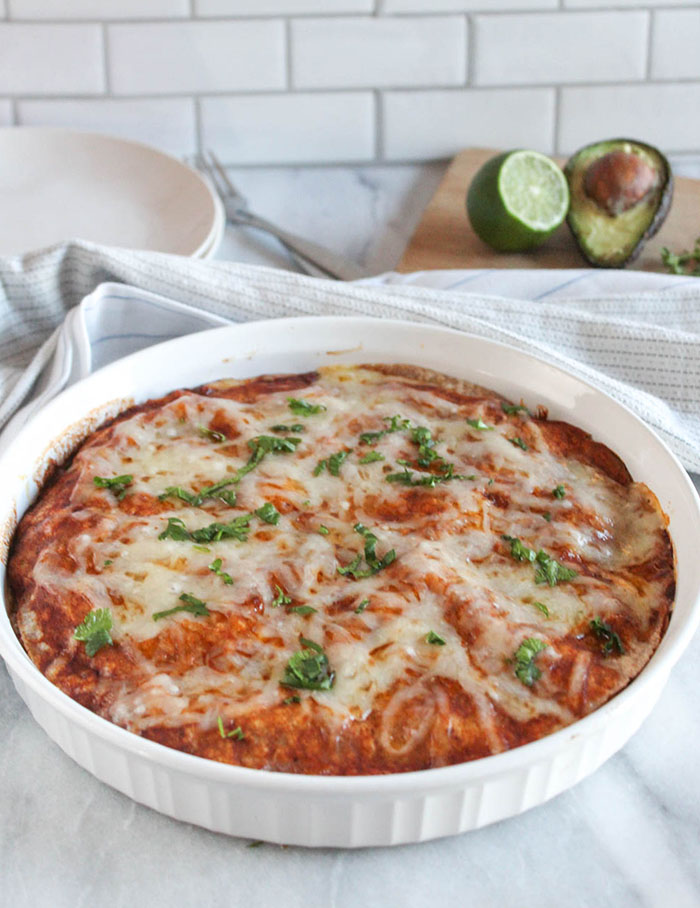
[590,617,625,655]
[73,608,113,657]
[354,598,370,614]
[255,502,280,525]
[359,451,385,464]
[552,484,566,499]
[501,402,530,416]
[289,605,317,616]
[281,639,335,691]
[217,716,244,740]
[502,535,537,563]
[153,593,210,621]
[198,424,226,443]
[318,525,330,535]
[426,630,446,645]
[314,449,351,477]
[466,417,493,431]
[287,397,326,416]
[338,523,396,580]
[386,463,474,487]
[272,585,292,608]
[159,477,238,507]
[513,638,547,687]
[270,423,305,433]
[509,436,528,451]
[359,414,411,445]
[208,557,234,585]
[534,551,577,587]
[283,695,301,705]
[93,474,133,501]
[532,601,550,618]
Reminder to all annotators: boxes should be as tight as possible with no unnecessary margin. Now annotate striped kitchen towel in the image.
[1,240,699,472]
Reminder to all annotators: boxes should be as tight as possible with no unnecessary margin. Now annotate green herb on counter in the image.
[661,238,700,276]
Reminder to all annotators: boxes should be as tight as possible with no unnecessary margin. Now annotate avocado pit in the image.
[583,151,659,217]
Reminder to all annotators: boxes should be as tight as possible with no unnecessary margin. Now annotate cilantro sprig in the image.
[466,417,493,431]
[359,415,411,446]
[387,462,474,487]
[501,402,530,416]
[271,585,292,608]
[552,484,566,500]
[73,608,113,657]
[426,630,446,646]
[93,474,133,501]
[338,523,396,580]
[281,638,335,691]
[217,716,244,740]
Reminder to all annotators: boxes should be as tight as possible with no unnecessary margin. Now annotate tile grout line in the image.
[645,7,655,81]
[374,89,382,162]
[285,16,293,91]
[194,95,203,158]
[101,22,111,96]
[552,86,561,156]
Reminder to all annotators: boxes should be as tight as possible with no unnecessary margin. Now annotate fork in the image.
[195,151,368,281]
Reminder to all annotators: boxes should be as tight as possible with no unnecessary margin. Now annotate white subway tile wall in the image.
[651,9,700,81]
[0,3,697,163]
[291,17,467,89]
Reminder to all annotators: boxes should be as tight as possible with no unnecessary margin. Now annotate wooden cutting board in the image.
[398,147,700,273]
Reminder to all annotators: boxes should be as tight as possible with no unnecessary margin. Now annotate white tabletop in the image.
[2,160,700,908]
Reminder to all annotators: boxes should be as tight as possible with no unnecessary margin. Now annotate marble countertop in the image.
[2,161,700,908]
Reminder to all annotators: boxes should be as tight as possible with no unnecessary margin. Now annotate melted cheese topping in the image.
[14,366,673,770]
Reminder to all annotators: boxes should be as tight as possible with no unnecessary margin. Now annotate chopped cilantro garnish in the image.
[354,598,370,614]
[502,535,537,563]
[501,402,530,416]
[198,424,226,443]
[289,605,317,616]
[272,585,292,608]
[534,551,577,587]
[282,696,301,705]
[318,525,330,535]
[359,414,411,445]
[208,558,234,585]
[153,593,210,621]
[93,474,133,501]
[281,638,335,691]
[314,449,351,477]
[159,514,251,543]
[590,617,625,655]
[509,436,528,451]
[532,601,550,618]
[502,536,577,587]
[426,630,446,646]
[193,544,211,553]
[543,511,552,522]
[338,523,396,580]
[159,477,238,507]
[217,716,244,740]
[466,417,493,431]
[513,638,547,687]
[552,484,566,499]
[386,463,474,487]
[359,451,385,464]
[73,608,113,657]
[271,423,305,433]
[103,559,113,567]
[287,397,326,416]
[255,502,280,525]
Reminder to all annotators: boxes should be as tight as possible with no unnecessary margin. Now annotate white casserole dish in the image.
[1,315,699,848]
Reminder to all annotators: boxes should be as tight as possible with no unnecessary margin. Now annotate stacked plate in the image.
[0,128,225,259]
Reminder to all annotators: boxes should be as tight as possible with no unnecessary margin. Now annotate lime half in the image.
[467,150,569,252]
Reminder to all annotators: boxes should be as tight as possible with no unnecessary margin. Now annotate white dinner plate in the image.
[0,128,223,258]
[1,304,700,847]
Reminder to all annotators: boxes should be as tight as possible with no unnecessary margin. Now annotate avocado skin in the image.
[564,138,673,268]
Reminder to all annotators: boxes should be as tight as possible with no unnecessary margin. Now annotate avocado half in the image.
[564,138,673,268]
